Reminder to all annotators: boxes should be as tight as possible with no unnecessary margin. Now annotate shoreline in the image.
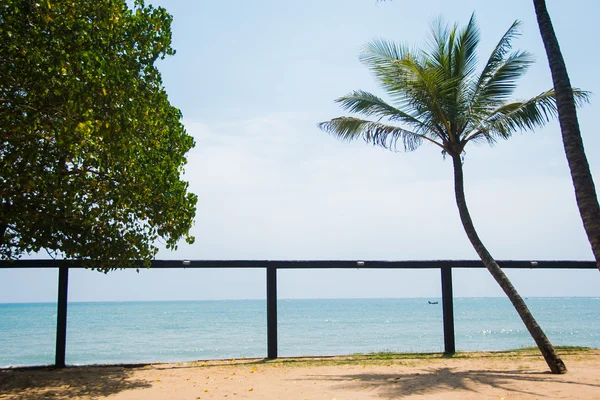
[1,346,596,371]
[2,346,595,371]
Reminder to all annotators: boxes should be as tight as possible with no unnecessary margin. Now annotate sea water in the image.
[1,297,598,367]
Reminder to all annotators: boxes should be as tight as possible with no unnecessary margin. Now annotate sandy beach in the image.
[1,349,599,399]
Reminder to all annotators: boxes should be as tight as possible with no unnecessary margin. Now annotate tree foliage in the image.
[0,0,197,270]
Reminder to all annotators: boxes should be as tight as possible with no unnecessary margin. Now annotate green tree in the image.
[319,15,587,374]
[532,0,600,272]
[0,0,197,270]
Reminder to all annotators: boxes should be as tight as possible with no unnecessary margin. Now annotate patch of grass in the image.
[350,351,441,360]
[512,346,592,353]
[248,346,599,368]
[119,346,598,370]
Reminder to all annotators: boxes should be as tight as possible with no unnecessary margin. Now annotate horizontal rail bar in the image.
[0,259,596,269]
[0,259,597,269]
[0,259,595,269]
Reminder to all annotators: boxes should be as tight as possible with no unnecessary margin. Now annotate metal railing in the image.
[0,259,595,367]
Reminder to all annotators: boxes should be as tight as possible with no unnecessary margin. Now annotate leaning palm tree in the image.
[319,15,587,374]
[532,0,600,272]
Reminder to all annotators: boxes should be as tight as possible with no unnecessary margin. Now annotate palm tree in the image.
[532,0,600,272]
[319,15,587,374]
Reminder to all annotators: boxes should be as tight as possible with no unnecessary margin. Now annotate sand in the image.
[1,350,599,399]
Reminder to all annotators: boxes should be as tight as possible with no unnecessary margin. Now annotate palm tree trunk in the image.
[451,153,567,374]
[533,0,600,271]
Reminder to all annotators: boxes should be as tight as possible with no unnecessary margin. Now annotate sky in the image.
[2,0,600,302]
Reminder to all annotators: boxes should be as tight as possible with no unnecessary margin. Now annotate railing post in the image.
[55,266,69,367]
[266,266,278,359]
[441,266,455,354]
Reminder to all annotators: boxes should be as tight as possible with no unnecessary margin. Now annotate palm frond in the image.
[394,59,454,138]
[359,41,452,140]
[452,13,480,80]
[572,88,590,106]
[467,88,590,143]
[336,90,410,118]
[464,50,535,135]
[428,13,479,81]
[442,14,480,135]
[426,16,451,71]
[318,117,443,152]
[335,90,434,133]
[476,50,534,104]
[359,39,419,97]
[360,38,410,68]
[463,20,527,133]
[477,20,522,89]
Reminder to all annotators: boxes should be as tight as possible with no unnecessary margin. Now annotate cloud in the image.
[168,113,594,264]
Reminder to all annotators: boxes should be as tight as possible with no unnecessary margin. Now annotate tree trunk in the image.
[533,0,600,271]
[451,153,567,374]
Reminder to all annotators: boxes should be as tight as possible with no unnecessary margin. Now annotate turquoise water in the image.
[1,297,598,367]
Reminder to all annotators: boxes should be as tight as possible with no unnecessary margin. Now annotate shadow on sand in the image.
[0,365,152,399]
[302,367,600,399]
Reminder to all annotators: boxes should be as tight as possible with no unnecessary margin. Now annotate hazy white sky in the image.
[2,0,600,302]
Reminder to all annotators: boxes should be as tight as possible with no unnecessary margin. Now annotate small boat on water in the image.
[428,301,439,305]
